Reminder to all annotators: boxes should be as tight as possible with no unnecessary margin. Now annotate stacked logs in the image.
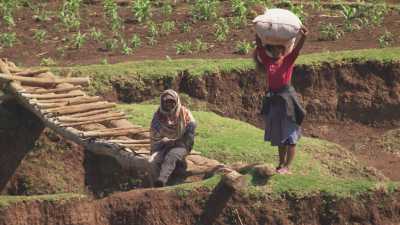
[0,58,152,172]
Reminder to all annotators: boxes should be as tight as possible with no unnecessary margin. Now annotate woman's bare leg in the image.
[284,144,296,169]
[278,146,287,168]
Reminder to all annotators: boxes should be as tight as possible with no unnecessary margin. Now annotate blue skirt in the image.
[264,100,301,146]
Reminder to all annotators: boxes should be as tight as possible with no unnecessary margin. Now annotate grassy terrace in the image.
[0,193,85,208]
[118,104,399,198]
[56,48,400,79]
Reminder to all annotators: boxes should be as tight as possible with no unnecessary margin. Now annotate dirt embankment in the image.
[0,188,400,225]
[111,61,400,127]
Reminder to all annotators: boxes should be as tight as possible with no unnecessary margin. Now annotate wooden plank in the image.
[15,69,48,77]
[23,92,85,99]
[107,139,150,144]
[82,128,149,138]
[44,101,115,115]
[22,86,81,94]
[59,116,128,127]
[35,96,102,109]
[0,73,90,86]
[66,108,112,118]
[57,112,125,122]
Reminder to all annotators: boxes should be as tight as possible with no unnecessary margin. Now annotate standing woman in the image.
[254,26,308,174]
[149,89,196,187]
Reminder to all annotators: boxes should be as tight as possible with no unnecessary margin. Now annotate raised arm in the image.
[292,25,308,55]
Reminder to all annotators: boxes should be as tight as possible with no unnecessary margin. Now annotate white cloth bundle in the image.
[253,8,302,55]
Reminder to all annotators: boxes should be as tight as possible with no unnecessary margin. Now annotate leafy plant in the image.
[230,16,247,29]
[0,32,17,47]
[72,31,86,49]
[310,0,322,11]
[33,8,52,22]
[0,0,18,26]
[59,0,82,30]
[121,41,133,55]
[180,22,192,33]
[89,27,103,42]
[340,4,361,32]
[378,31,394,48]
[194,38,210,52]
[146,36,157,46]
[104,38,119,51]
[368,4,388,26]
[147,21,158,37]
[231,0,247,18]
[131,0,151,23]
[40,57,57,66]
[33,29,47,43]
[130,34,141,49]
[175,41,193,55]
[161,2,173,17]
[235,40,253,55]
[103,0,123,33]
[319,23,343,41]
[192,0,219,21]
[160,21,175,35]
[214,18,229,42]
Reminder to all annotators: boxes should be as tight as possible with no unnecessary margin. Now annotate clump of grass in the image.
[192,0,219,21]
[33,29,47,43]
[235,40,253,55]
[214,18,229,42]
[175,41,193,55]
[40,57,57,66]
[103,0,123,33]
[319,23,343,41]
[378,31,394,48]
[59,0,82,30]
[131,0,152,23]
[0,32,17,47]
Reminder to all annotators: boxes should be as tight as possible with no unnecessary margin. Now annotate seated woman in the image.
[149,89,196,187]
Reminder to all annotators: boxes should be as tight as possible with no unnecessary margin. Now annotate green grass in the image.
[53,47,400,79]
[118,103,399,197]
[0,193,85,208]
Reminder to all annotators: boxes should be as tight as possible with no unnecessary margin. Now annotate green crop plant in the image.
[161,2,173,17]
[310,0,322,11]
[131,0,151,23]
[319,23,343,41]
[231,0,247,18]
[367,4,388,26]
[147,21,158,37]
[59,0,82,30]
[230,16,247,29]
[89,27,103,42]
[146,36,157,46]
[104,38,119,51]
[160,21,175,35]
[103,0,123,33]
[175,41,193,55]
[214,18,230,42]
[378,31,394,48]
[180,22,192,33]
[33,29,47,43]
[194,38,210,53]
[235,40,253,55]
[121,41,133,55]
[191,0,219,21]
[340,4,361,32]
[130,34,141,49]
[33,7,52,22]
[0,0,19,26]
[72,31,86,49]
[0,32,17,48]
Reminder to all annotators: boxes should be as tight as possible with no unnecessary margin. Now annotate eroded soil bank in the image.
[0,188,400,225]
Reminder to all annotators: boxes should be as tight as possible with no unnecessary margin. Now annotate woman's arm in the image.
[292,25,308,54]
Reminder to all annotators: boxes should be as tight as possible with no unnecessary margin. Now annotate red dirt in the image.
[0,187,400,225]
[0,1,399,66]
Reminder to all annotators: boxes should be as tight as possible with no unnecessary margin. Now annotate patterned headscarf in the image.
[151,89,194,143]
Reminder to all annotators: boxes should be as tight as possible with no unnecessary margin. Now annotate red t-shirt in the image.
[257,45,301,92]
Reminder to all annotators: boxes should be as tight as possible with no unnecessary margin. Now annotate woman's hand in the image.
[300,25,309,36]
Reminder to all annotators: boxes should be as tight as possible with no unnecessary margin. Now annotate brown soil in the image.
[0,187,400,225]
[0,1,399,66]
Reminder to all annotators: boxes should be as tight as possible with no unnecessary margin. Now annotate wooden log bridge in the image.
[0,59,154,175]
[0,59,242,187]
